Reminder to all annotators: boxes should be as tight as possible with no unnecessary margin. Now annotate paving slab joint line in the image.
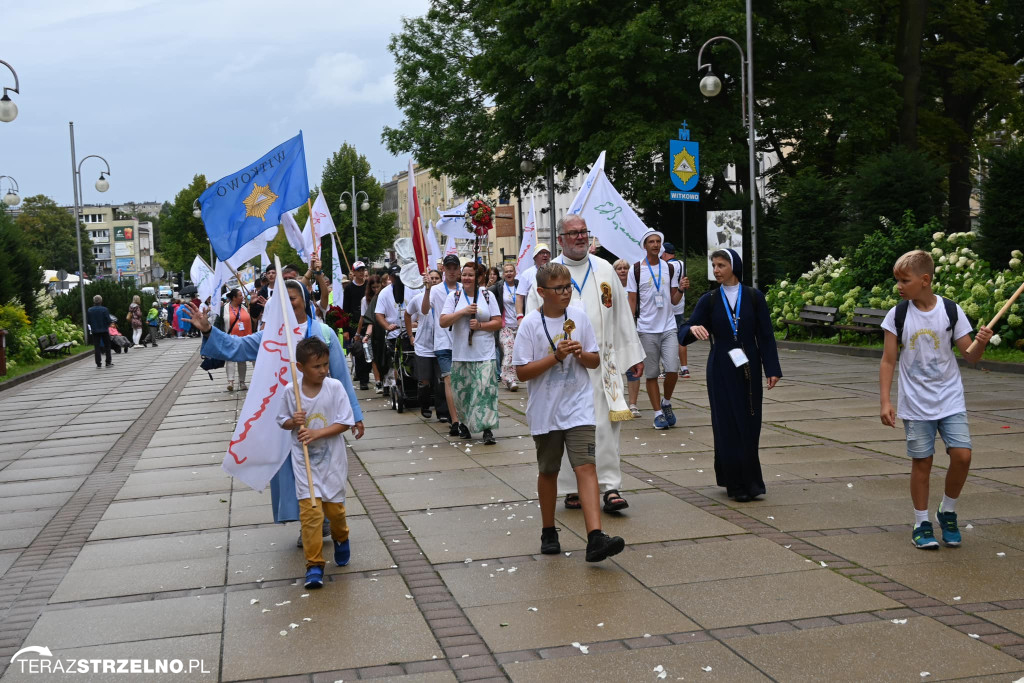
[0,347,200,679]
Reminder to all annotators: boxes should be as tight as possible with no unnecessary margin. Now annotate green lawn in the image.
[0,345,91,382]
[775,331,1024,363]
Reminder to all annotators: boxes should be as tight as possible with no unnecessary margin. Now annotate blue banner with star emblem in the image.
[198,132,309,263]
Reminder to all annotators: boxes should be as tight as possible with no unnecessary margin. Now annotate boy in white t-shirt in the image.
[879,250,992,550]
[513,263,626,563]
[277,337,356,589]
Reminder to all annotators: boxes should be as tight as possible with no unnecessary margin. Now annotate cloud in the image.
[304,52,395,106]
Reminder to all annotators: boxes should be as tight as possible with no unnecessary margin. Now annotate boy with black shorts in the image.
[513,263,625,562]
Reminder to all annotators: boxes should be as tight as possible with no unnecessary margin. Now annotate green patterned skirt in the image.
[451,360,499,433]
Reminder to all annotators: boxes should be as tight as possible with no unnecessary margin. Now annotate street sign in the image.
[57,269,68,281]
[669,122,700,202]
[152,264,166,279]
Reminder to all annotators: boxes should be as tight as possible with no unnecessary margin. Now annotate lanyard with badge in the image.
[646,257,665,308]
[720,286,750,368]
[569,258,592,297]
[540,310,569,373]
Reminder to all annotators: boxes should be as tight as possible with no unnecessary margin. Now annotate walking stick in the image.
[275,255,317,508]
[966,280,1024,356]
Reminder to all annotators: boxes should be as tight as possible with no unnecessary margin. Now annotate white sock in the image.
[661,399,672,408]
[654,410,664,418]
[940,495,957,514]
[914,509,930,528]
[681,365,689,372]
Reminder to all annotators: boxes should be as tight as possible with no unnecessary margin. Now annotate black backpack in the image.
[632,260,674,322]
[893,297,959,349]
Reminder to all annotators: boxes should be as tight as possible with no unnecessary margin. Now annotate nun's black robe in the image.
[679,285,782,499]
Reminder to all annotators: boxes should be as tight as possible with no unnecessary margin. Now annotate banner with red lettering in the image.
[221,289,300,491]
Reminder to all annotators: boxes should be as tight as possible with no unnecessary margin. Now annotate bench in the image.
[37,334,72,357]
[780,304,838,339]
[834,307,888,344]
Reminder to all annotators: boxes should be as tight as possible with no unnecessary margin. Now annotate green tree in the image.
[158,175,209,272]
[765,168,846,278]
[15,195,94,275]
[319,143,396,268]
[0,210,42,315]
[978,142,1024,267]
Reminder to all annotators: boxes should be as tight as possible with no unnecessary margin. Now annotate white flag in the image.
[567,151,649,263]
[331,234,345,292]
[222,289,300,491]
[260,250,270,272]
[444,234,459,257]
[190,256,215,301]
[282,211,309,263]
[226,225,278,271]
[515,197,537,275]
[426,220,442,270]
[435,201,470,240]
[302,190,338,260]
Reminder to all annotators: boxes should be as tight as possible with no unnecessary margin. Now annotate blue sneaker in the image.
[304,565,324,589]
[334,539,351,566]
[661,401,676,427]
[936,509,962,547]
[911,521,940,549]
[654,414,669,430]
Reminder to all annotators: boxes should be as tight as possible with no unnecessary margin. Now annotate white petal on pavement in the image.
[891,619,907,624]
[702,666,712,672]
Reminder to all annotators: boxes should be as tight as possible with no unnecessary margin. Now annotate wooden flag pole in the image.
[331,232,352,274]
[275,254,317,508]
[966,280,1024,356]
[308,198,319,261]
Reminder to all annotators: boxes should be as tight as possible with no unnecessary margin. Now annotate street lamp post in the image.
[0,59,20,123]
[69,122,111,342]
[697,0,759,287]
[0,176,20,208]
[520,154,557,248]
[339,176,370,262]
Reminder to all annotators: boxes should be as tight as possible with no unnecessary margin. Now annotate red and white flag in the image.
[408,159,429,273]
[303,190,337,260]
[221,288,301,491]
[515,197,537,275]
[444,234,459,257]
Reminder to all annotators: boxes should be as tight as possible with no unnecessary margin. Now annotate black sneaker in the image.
[421,407,432,419]
[458,423,471,440]
[540,527,560,554]
[359,383,370,391]
[586,531,625,562]
[482,429,496,445]
[449,422,460,437]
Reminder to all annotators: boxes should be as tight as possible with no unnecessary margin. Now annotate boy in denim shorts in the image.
[879,250,992,549]
[513,263,626,562]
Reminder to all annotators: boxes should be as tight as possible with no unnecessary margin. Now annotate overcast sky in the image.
[1,0,429,207]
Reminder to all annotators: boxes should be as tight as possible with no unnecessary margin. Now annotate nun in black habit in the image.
[678,249,782,501]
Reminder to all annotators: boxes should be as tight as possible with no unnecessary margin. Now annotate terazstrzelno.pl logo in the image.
[10,646,212,675]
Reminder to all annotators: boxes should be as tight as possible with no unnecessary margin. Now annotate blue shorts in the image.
[625,368,640,382]
[435,349,453,377]
[903,412,972,459]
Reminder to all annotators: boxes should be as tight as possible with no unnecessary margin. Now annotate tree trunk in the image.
[895,0,928,149]
[947,133,974,233]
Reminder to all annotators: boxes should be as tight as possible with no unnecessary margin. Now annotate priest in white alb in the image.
[526,215,645,511]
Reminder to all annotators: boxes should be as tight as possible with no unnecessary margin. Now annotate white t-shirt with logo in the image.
[276,377,354,503]
[667,258,686,316]
[407,291,435,358]
[880,299,972,421]
[441,288,501,362]
[512,305,598,435]
[374,285,404,340]
[428,281,461,352]
[626,258,677,334]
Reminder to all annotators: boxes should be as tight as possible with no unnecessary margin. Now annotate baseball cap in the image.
[662,242,676,255]
[534,243,551,256]
[442,254,461,267]
[353,261,366,270]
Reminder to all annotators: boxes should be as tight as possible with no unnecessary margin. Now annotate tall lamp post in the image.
[339,177,370,262]
[0,59,19,123]
[697,1,759,287]
[0,176,20,209]
[69,122,111,341]
[520,153,557,248]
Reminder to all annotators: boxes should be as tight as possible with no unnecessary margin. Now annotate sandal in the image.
[602,489,629,512]
[563,494,581,510]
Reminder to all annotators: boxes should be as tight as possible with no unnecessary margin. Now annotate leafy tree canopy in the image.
[158,175,209,273]
[16,195,94,276]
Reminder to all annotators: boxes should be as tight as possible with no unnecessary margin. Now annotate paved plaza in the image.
[1,341,1023,682]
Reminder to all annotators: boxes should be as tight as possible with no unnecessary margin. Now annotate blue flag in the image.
[199,132,309,263]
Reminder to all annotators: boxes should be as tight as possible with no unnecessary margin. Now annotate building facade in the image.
[79,204,154,283]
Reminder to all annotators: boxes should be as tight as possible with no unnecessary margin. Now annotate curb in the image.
[0,350,91,393]
[776,340,1024,375]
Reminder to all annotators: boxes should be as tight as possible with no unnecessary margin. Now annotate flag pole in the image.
[308,198,319,260]
[275,254,317,508]
[331,232,352,274]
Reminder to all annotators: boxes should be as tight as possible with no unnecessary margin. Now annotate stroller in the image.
[387,330,420,413]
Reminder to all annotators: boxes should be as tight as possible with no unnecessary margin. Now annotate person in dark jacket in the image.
[86,295,113,368]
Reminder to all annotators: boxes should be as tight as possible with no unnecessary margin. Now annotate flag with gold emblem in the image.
[198,132,309,264]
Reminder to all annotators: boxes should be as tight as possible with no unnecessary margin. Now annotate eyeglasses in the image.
[560,229,589,240]
[539,283,573,295]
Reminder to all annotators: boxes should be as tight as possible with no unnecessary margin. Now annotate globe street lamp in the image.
[69,122,111,342]
[0,60,20,123]
[0,176,20,208]
[697,3,760,287]
[339,176,370,262]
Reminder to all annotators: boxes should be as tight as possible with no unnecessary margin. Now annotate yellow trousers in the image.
[298,497,350,569]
